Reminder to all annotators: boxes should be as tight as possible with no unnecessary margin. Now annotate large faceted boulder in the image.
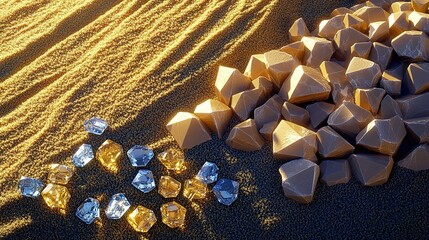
[302,36,335,68]
[369,42,393,72]
[273,120,318,162]
[259,121,278,141]
[194,99,232,138]
[390,2,413,12]
[318,15,345,40]
[317,126,355,159]
[396,92,429,119]
[348,153,394,186]
[279,65,331,104]
[334,27,369,60]
[279,159,320,204]
[404,117,429,143]
[411,0,429,12]
[264,50,300,89]
[254,95,284,129]
[319,61,354,105]
[388,12,411,37]
[226,119,265,151]
[368,21,389,42]
[398,143,429,171]
[281,102,310,127]
[319,160,352,186]
[345,57,382,89]
[215,66,250,105]
[306,102,335,129]
[378,95,403,119]
[404,62,429,94]
[354,88,386,115]
[353,6,389,23]
[244,54,269,80]
[380,63,403,96]
[280,41,305,61]
[251,76,273,103]
[391,31,429,61]
[230,89,263,121]
[356,116,406,155]
[289,18,310,42]
[343,13,367,33]
[348,42,372,63]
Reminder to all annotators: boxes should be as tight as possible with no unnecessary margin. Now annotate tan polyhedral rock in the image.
[264,50,300,89]
[280,41,305,61]
[353,6,390,23]
[334,27,369,60]
[366,0,396,10]
[346,57,382,89]
[259,121,278,141]
[409,11,429,34]
[226,119,265,151]
[288,18,310,42]
[194,99,232,139]
[230,89,263,121]
[331,81,355,106]
[369,42,393,71]
[368,21,389,42]
[391,31,429,61]
[404,117,429,143]
[317,126,355,158]
[306,102,335,129]
[388,12,411,37]
[356,116,406,155]
[279,65,331,104]
[390,1,413,12]
[377,95,403,119]
[319,159,352,186]
[405,62,429,95]
[348,153,393,186]
[348,42,372,64]
[215,66,250,105]
[343,13,368,33]
[166,112,212,149]
[396,92,429,119]
[327,101,374,138]
[319,61,347,84]
[251,76,273,103]
[254,94,284,129]
[301,36,335,68]
[398,143,429,171]
[281,102,310,127]
[331,7,354,17]
[380,63,403,96]
[354,88,386,115]
[244,54,269,80]
[350,3,367,12]
[272,120,318,162]
[412,0,429,12]
[279,159,320,204]
[318,15,345,40]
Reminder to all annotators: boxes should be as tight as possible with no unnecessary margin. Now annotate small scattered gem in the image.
[72,144,94,167]
[41,183,71,210]
[196,161,219,184]
[48,164,74,185]
[158,176,181,198]
[132,169,156,193]
[105,193,131,219]
[96,139,123,172]
[127,206,157,233]
[213,178,239,206]
[160,201,186,228]
[158,149,186,172]
[76,197,100,224]
[127,145,154,167]
[84,117,108,135]
[183,179,207,201]
[18,176,44,198]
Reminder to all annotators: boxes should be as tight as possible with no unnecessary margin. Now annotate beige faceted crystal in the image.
[231,89,263,121]
[380,63,403,96]
[226,119,265,151]
[391,31,429,61]
[369,42,393,72]
[353,6,390,23]
[398,143,429,171]
[343,13,367,32]
[263,50,300,89]
[183,179,207,201]
[254,95,284,129]
[317,126,355,159]
[350,3,367,12]
[194,99,232,138]
[244,54,269,80]
[281,102,310,127]
[319,159,352,186]
[409,11,429,35]
[405,62,429,94]
[404,117,429,143]
[348,42,372,64]
[279,159,320,204]
[158,176,181,198]
[346,57,382,89]
[288,17,310,42]
[390,1,413,12]
[306,102,335,129]
[48,164,73,185]
[318,15,345,40]
[166,112,211,149]
[354,88,386,115]
[412,0,429,12]
[160,202,186,228]
[388,12,411,37]
[273,120,317,162]
[215,66,250,105]
[302,36,335,68]
[327,102,374,138]
[259,121,278,141]
[41,183,71,210]
[331,81,355,106]
[334,27,369,60]
[251,76,273,102]
[331,7,353,17]
[356,116,406,155]
[280,41,305,61]
[397,92,429,119]
[320,61,347,84]
[279,65,331,104]
[378,95,403,119]
[368,21,389,42]
[348,153,394,186]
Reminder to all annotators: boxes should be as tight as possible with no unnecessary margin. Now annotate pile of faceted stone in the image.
[166,0,429,204]
[18,117,239,233]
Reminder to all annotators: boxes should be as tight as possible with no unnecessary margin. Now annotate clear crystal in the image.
[84,117,108,135]
[72,144,94,167]
[18,176,44,198]
[127,145,154,167]
[213,178,239,206]
[76,198,100,224]
[132,170,156,193]
[105,193,130,219]
[196,161,219,184]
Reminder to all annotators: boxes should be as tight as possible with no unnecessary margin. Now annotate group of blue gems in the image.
[18,117,239,228]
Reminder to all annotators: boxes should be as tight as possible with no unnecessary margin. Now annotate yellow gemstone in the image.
[127,206,157,233]
[48,164,73,185]
[158,149,186,172]
[158,176,181,198]
[160,201,186,228]
[41,183,71,210]
[183,178,207,200]
[96,139,123,172]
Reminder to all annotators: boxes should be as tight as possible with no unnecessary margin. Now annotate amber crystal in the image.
[160,202,186,228]
[127,206,157,233]
[96,139,123,172]
[41,183,71,210]
[158,149,186,172]
[158,176,181,198]
[48,164,73,185]
[183,179,207,201]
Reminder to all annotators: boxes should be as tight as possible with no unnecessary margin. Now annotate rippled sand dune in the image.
[1,0,428,239]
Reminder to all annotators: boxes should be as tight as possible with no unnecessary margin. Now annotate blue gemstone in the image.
[127,145,154,167]
[196,162,219,184]
[76,197,100,224]
[132,170,156,193]
[105,193,131,219]
[84,117,108,135]
[72,144,94,167]
[213,178,239,206]
[18,177,44,198]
